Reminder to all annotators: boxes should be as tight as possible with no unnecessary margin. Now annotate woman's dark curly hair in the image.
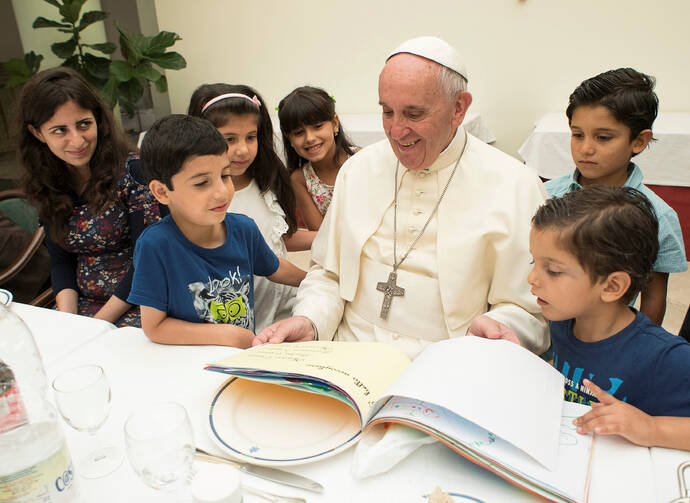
[188,83,298,236]
[16,67,130,242]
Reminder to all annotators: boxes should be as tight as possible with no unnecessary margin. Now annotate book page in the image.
[207,341,411,423]
[368,399,593,502]
[370,336,565,469]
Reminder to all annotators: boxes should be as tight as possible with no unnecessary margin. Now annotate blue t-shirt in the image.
[551,310,690,416]
[128,213,279,333]
[545,163,687,274]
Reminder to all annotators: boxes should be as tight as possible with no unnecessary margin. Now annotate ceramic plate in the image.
[0,289,12,306]
[208,377,361,466]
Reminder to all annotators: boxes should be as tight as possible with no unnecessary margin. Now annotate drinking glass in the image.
[124,402,195,501]
[52,364,123,478]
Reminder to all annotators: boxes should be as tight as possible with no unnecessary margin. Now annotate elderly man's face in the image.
[379,54,469,171]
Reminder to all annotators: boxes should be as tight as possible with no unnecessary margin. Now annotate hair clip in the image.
[331,95,336,103]
[202,93,261,114]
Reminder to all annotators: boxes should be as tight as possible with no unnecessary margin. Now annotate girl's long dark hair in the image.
[16,67,130,242]
[278,86,356,174]
[188,83,297,236]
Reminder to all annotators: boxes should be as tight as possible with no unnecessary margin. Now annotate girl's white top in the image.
[228,179,296,333]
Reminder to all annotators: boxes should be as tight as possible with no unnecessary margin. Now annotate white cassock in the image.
[293,126,549,359]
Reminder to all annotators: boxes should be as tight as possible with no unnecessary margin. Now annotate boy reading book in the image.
[527,185,690,450]
[544,68,686,324]
[128,115,305,347]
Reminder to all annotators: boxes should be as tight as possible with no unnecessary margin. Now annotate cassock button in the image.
[408,226,418,234]
[415,190,423,197]
[413,208,423,215]
[392,334,400,340]
[417,171,427,178]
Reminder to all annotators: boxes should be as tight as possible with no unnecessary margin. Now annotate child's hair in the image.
[532,185,659,304]
[140,114,227,189]
[16,66,130,242]
[188,83,297,235]
[278,86,357,173]
[566,68,658,142]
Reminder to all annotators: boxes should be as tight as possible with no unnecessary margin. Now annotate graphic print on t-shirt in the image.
[188,269,254,331]
[553,353,627,406]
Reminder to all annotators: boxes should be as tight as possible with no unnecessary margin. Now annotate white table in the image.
[270,111,496,160]
[518,112,690,187]
[15,306,690,503]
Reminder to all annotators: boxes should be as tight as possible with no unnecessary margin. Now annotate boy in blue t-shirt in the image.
[544,68,686,325]
[527,185,690,450]
[128,115,305,348]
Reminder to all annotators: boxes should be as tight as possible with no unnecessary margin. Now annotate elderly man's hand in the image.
[467,315,521,346]
[252,315,316,346]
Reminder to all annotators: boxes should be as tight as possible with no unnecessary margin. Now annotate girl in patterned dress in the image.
[16,67,163,327]
[188,83,311,332]
[278,86,358,230]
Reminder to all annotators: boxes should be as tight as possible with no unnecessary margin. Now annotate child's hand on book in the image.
[573,378,656,447]
[467,315,521,346]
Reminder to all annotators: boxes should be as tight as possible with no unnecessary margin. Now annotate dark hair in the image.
[566,68,658,143]
[16,67,130,242]
[532,185,659,304]
[188,83,297,235]
[278,86,356,174]
[140,114,227,189]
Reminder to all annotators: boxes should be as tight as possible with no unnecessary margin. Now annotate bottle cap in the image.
[192,462,242,503]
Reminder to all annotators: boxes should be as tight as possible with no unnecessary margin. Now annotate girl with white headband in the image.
[188,83,314,332]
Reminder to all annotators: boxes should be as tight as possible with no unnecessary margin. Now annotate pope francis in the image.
[254,36,549,358]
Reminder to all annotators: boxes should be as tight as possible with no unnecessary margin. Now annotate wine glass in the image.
[124,402,195,501]
[52,364,123,478]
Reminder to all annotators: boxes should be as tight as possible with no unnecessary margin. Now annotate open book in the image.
[206,336,594,503]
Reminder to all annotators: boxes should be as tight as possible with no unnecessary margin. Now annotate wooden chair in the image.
[0,188,54,307]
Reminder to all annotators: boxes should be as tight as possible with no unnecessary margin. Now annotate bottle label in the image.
[0,441,78,502]
[0,383,28,434]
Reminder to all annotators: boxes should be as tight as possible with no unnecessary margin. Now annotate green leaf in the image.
[101,76,119,107]
[147,31,181,54]
[42,0,62,8]
[4,73,29,89]
[78,10,108,31]
[62,55,80,71]
[153,75,167,93]
[33,17,71,29]
[3,58,29,75]
[51,38,77,59]
[118,78,144,105]
[25,51,44,74]
[58,28,74,33]
[133,63,161,82]
[109,60,133,81]
[59,0,87,24]
[147,52,186,70]
[117,26,146,63]
[83,53,111,79]
[85,42,116,54]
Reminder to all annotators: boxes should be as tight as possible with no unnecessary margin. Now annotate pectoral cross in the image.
[376,271,405,320]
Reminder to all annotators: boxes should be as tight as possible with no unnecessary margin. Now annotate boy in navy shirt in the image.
[526,185,690,449]
[129,115,305,347]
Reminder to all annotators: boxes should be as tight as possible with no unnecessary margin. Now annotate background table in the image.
[518,112,690,257]
[269,111,496,158]
[11,305,690,502]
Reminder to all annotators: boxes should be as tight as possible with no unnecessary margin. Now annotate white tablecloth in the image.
[518,112,690,186]
[14,305,690,503]
[270,111,496,160]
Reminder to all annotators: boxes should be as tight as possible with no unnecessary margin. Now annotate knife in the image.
[194,447,324,493]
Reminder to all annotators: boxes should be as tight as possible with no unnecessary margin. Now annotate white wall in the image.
[155,0,690,157]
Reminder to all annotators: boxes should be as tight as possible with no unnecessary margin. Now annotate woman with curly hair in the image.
[17,67,163,326]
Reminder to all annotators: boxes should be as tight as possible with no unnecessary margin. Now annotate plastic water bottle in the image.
[0,300,80,502]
